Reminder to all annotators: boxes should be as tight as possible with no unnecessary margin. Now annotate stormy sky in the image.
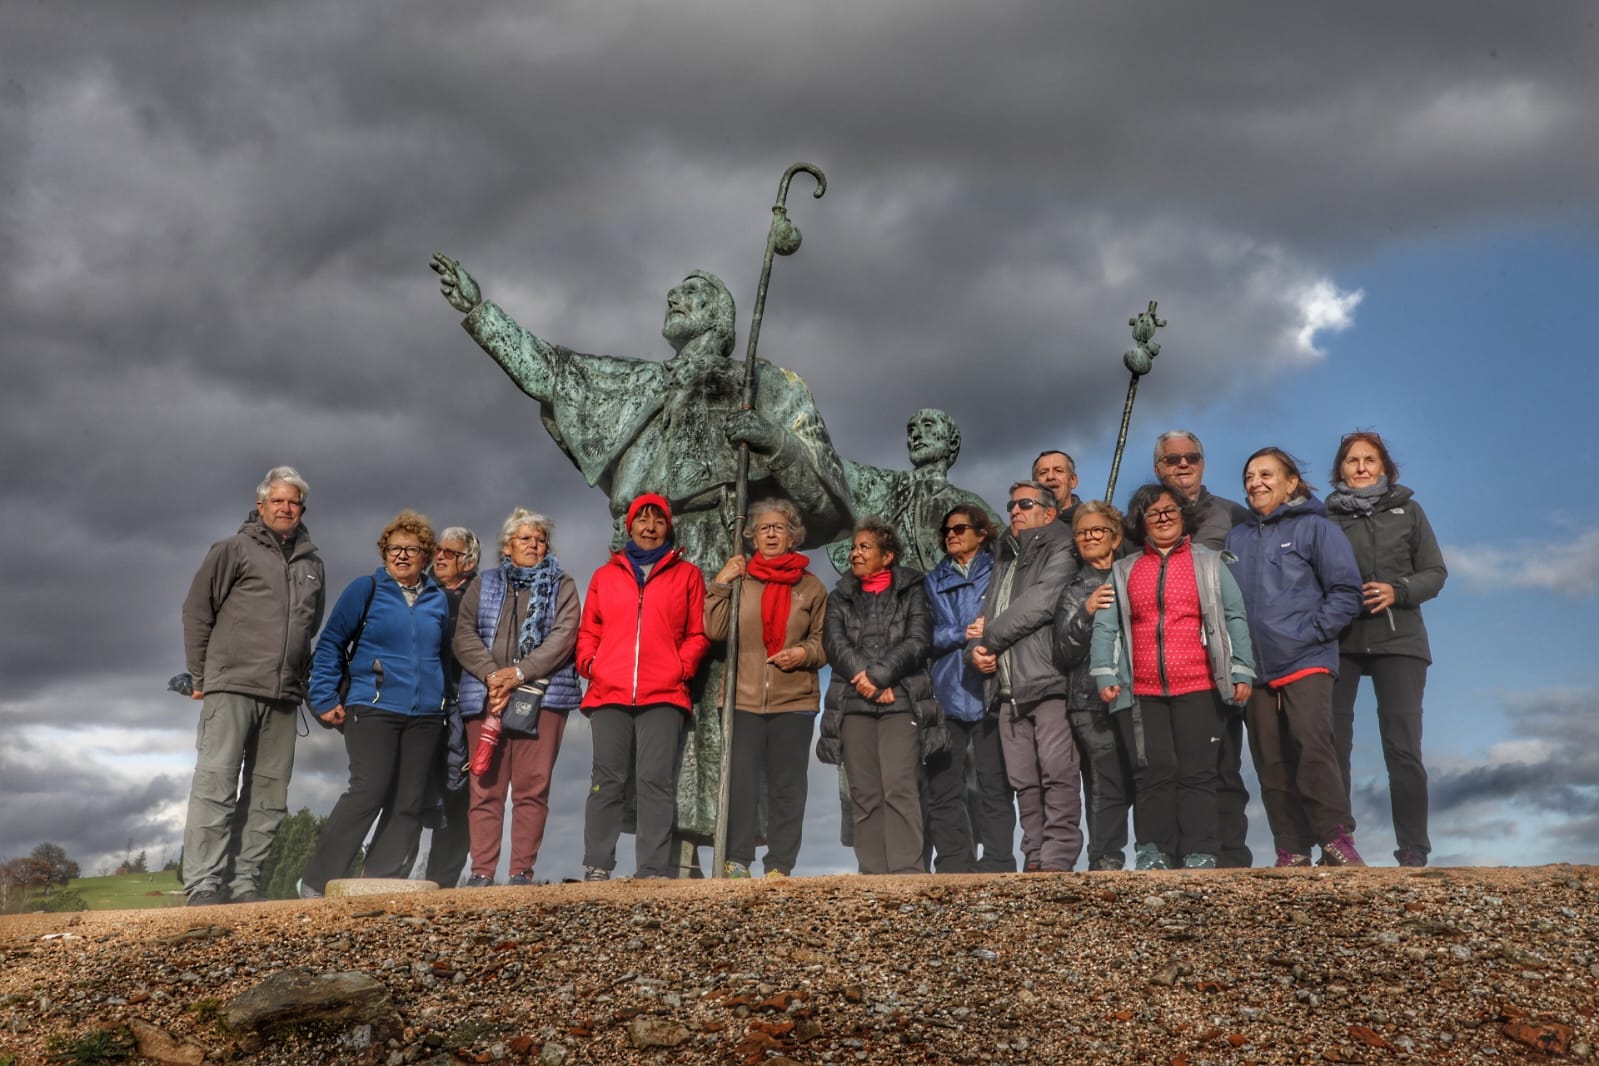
[3,3,1596,878]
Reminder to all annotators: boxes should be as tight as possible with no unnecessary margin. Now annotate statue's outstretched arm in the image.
[431,253,557,405]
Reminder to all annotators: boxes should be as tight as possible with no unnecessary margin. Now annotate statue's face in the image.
[662,275,717,351]
[906,412,954,467]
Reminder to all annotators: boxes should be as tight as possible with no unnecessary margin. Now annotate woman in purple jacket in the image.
[1225,448,1364,868]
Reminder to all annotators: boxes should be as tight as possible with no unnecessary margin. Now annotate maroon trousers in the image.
[466,710,569,879]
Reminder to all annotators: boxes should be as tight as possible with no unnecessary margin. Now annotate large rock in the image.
[221,968,400,1042]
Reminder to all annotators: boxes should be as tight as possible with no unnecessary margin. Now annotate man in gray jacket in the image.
[968,481,1080,871]
[180,466,325,905]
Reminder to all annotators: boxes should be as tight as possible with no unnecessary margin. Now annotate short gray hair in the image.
[498,508,554,555]
[256,465,309,506]
[745,497,806,546]
[438,526,480,568]
[1009,480,1058,511]
[1153,430,1203,465]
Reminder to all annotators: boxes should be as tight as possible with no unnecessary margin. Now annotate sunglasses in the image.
[1005,498,1047,512]
[941,523,977,537]
[1159,452,1203,468]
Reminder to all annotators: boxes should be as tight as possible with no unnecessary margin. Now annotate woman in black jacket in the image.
[1325,432,1447,867]
[818,517,934,875]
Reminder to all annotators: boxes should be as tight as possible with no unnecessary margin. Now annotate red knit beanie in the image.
[626,492,673,531]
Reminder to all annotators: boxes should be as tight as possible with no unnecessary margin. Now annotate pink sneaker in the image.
[1319,827,1366,867]
[1274,848,1312,868]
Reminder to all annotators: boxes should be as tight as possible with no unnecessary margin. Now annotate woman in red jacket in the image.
[577,493,710,880]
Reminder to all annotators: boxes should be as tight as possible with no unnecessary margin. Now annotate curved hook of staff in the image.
[775,162,827,208]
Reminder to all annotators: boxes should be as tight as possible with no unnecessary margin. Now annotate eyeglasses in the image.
[754,523,788,536]
[510,534,548,546]
[1159,452,1203,468]
[386,545,425,558]
[436,548,468,561]
[1074,526,1117,540]
[1006,498,1047,512]
[1143,507,1181,524]
[941,523,976,537]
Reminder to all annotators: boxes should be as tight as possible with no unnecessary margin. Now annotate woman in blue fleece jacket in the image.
[1225,449,1363,868]
[300,510,450,896]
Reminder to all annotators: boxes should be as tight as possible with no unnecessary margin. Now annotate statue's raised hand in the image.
[430,253,481,313]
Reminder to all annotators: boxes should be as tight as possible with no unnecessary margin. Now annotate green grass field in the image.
[65,870,186,910]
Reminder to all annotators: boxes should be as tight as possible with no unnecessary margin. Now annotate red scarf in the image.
[859,569,892,594]
[746,551,809,658]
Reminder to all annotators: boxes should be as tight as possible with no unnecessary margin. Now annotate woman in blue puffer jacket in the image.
[1225,448,1363,868]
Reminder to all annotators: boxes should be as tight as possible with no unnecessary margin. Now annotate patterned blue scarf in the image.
[503,556,563,658]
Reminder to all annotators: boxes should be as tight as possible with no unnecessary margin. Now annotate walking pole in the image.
[1104,300,1167,505]
[713,163,827,878]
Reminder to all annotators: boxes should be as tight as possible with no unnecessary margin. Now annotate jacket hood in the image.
[927,550,992,593]
[239,509,316,556]
[998,518,1072,560]
[1245,493,1328,527]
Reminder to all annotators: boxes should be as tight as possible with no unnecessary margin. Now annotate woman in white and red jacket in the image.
[576,493,709,880]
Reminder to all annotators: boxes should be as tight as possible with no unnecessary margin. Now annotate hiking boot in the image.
[764,868,789,879]
[507,871,535,886]
[229,889,266,904]
[1133,844,1172,871]
[187,889,227,907]
[296,879,322,900]
[1320,828,1365,867]
[1023,860,1043,873]
[1274,849,1312,868]
[582,866,611,882]
[723,861,751,879]
[1089,855,1125,871]
[1395,847,1428,868]
[465,874,494,888]
[1182,853,1218,869]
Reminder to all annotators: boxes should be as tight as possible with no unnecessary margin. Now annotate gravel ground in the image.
[2,866,1595,1064]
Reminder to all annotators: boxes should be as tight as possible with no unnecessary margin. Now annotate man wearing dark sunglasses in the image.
[967,481,1081,872]
[1152,430,1253,868]
[1152,431,1249,551]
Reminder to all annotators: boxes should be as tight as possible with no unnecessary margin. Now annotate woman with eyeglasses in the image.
[704,498,828,879]
[815,517,935,875]
[1053,501,1136,870]
[1091,485,1255,870]
[1225,448,1364,867]
[452,509,581,887]
[922,505,1016,874]
[300,510,451,897]
[1324,432,1446,867]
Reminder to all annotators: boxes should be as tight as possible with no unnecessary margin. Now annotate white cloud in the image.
[1290,278,1364,359]
[1445,529,1599,598]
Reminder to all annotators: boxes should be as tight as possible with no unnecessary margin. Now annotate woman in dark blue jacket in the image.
[300,510,451,896]
[922,505,1014,874]
[1225,449,1363,868]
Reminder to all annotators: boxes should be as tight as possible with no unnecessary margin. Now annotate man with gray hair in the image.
[968,481,1081,871]
[180,466,325,905]
[1152,431,1249,551]
[1152,430,1253,867]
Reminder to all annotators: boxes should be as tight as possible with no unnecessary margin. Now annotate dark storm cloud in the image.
[3,2,1597,872]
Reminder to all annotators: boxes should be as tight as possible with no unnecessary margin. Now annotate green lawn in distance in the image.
[67,870,186,910]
